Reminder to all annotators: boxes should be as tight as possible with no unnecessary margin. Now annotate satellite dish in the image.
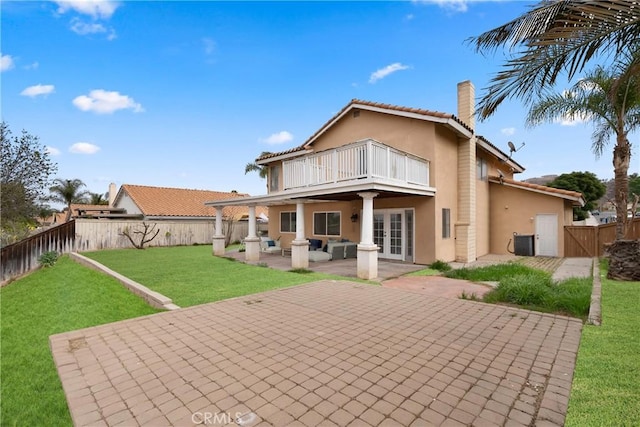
[508,141,516,153]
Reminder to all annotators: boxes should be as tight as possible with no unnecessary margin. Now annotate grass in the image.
[446,263,592,318]
[0,256,161,426]
[83,245,352,307]
[445,262,537,281]
[565,260,640,426]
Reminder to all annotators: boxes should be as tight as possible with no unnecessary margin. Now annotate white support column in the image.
[291,201,309,269]
[244,205,260,262]
[357,192,379,279]
[212,206,226,256]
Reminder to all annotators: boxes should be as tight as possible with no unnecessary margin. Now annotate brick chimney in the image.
[457,80,475,131]
[456,81,477,263]
[108,182,117,207]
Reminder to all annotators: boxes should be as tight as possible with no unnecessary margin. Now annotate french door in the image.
[373,209,412,260]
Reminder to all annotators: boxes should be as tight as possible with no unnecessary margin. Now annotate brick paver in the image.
[50,280,582,426]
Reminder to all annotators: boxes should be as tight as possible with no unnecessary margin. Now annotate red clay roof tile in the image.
[119,185,267,219]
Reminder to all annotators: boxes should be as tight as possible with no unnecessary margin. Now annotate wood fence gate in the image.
[565,218,640,257]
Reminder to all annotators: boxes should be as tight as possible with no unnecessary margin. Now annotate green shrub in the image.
[429,260,452,271]
[38,251,59,268]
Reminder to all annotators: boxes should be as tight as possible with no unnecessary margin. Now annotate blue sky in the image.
[2,0,639,201]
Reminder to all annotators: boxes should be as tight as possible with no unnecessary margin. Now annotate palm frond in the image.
[471,0,640,119]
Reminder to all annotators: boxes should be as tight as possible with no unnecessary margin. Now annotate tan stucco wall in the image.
[432,127,458,262]
[299,109,438,164]
[475,150,494,257]
[267,196,444,265]
[489,183,573,256]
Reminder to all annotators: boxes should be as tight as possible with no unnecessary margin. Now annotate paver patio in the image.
[50,280,582,426]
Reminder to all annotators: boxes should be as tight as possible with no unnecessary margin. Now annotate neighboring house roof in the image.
[256,99,521,173]
[70,204,115,215]
[489,176,585,206]
[114,184,268,220]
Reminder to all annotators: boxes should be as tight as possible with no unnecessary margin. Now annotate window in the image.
[442,208,451,239]
[270,165,281,192]
[313,212,341,236]
[476,158,488,181]
[280,211,296,233]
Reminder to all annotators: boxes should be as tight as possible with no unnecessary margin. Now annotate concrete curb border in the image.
[70,252,180,311]
[587,257,601,326]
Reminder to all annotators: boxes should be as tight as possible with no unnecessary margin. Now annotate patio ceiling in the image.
[205,180,436,207]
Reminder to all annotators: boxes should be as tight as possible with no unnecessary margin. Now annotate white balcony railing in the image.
[283,140,430,190]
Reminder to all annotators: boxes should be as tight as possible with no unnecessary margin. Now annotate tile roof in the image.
[118,184,267,220]
[257,98,472,162]
[476,135,525,172]
[489,176,585,205]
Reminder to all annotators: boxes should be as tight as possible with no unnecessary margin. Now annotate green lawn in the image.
[0,256,161,426]
[83,245,351,307]
[565,262,640,426]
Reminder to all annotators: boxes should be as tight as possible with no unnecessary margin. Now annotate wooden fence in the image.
[1,220,76,283]
[74,219,268,252]
[1,219,269,283]
[564,218,640,257]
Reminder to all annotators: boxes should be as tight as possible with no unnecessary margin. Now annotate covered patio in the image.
[222,250,425,282]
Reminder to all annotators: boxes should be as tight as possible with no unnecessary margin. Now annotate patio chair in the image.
[345,244,357,259]
[260,237,281,254]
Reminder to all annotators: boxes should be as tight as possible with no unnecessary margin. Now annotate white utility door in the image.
[373,209,404,260]
[535,214,558,257]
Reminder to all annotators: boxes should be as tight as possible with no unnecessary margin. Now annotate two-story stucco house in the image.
[207,81,584,279]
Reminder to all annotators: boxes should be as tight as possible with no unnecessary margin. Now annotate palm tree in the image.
[244,151,272,179]
[470,0,640,120]
[526,53,640,240]
[87,192,109,205]
[49,178,89,221]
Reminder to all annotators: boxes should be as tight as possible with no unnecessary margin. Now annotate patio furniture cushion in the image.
[308,250,331,262]
[345,244,357,259]
[308,239,323,251]
[330,245,345,260]
[260,237,281,254]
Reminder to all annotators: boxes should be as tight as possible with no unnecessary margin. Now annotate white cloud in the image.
[69,142,101,154]
[46,146,61,156]
[1,54,14,72]
[260,131,294,145]
[70,17,116,39]
[24,61,39,70]
[202,37,216,55]
[501,127,516,136]
[21,84,55,98]
[556,113,591,126]
[369,63,410,84]
[412,0,470,13]
[72,89,144,114]
[405,14,415,21]
[54,0,120,19]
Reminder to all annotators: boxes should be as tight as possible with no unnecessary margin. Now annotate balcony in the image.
[283,139,430,191]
